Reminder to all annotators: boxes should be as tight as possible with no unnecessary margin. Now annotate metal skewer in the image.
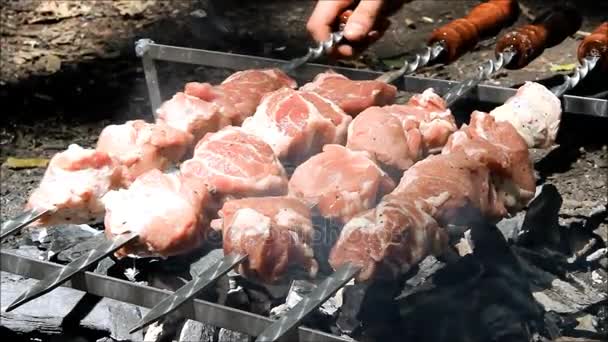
[0,208,52,241]
[129,253,247,333]
[254,263,361,342]
[375,42,446,83]
[3,232,138,312]
[551,56,600,97]
[280,30,345,74]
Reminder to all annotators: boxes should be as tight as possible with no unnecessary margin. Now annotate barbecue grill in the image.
[2,37,607,342]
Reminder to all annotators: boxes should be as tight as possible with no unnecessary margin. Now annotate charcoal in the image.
[178,319,216,342]
[56,233,108,263]
[586,248,607,263]
[496,211,526,242]
[218,328,250,342]
[7,245,47,260]
[108,301,144,342]
[39,224,101,259]
[243,286,271,315]
[94,257,116,275]
[397,256,445,299]
[336,283,366,335]
[225,278,250,310]
[519,184,563,248]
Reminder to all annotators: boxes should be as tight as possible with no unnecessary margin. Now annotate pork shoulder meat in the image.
[242,87,352,163]
[217,197,318,283]
[180,126,289,208]
[26,144,123,226]
[300,71,397,116]
[289,144,396,224]
[346,88,457,176]
[330,81,562,282]
[97,120,193,186]
[183,69,297,126]
[103,169,211,259]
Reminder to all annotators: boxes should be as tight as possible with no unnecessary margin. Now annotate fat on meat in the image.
[300,70,397,115]
[345,88,456,176]
[442,111,536,212]
[26,144,123,226]
[184,69,297,125]
[489,81,562,148]
[217,196,318,283]
[288,144,396,224]
[103,169,210,258]
[242,87,352,163]
[180,126,288,207]
[156,92,230,142]
[97,120,192,186]
[384,89,457,153]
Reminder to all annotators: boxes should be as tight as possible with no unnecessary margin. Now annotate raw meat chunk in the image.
[289,144,396,223]
[185,69,297,125]
[180,126,288,207]
[103,169,210,258]
[26,144,122,226]
[300,70,397,115]
[96,120,193,186]
[242,88,351,163]
[218,196,318,283]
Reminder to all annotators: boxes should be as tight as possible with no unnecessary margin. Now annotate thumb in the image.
[344,0,384,41]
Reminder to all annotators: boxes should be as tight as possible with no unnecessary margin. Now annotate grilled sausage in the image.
[577,22,608,71]
[429,0,520,63]
[495,7,582,69]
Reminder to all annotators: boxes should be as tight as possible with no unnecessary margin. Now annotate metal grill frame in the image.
[134,39,607,117]
[2,38,607,342]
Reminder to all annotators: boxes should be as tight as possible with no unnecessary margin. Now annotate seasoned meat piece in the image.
[218,196,318,283]
[384,89,457,153]
[300,70,397,115]
[289,144,395,223]
[26,144,122,226]
[180,126,288,207]
[97,120,192,186]
[156,92,230,142]
[242,88,352,163]
[489,81,561,148]
[346,106,417,177]
[185,69,297,125]
[103,169,210,258]
[442,111,536,212]
[346,88,456,176]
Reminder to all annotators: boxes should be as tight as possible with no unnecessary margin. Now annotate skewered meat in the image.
[217,197,318,283]
[578,22,608,71]
[442,111,536,212]
[103,169,210,258]
[300,71,397,115]
[330,81,562,282]
[156,92,230,142]
[97,120,193,186]
[242,87,352,163]
[180,126,288,207]
[184,69,297,125]
[428,0,519,63]
[489,81,561,148]
[289,144,395,224]
[25,144,122,226]
[346,88,456,176]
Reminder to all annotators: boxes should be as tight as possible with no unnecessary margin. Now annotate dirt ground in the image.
[0,0,607,341]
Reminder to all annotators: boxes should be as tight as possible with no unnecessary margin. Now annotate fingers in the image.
[307,0,353,42]
[344,0,385,41]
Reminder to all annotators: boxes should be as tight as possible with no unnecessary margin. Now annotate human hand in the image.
[306,0,405,57]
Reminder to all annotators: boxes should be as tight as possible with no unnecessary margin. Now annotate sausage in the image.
[495,6,582,69]
[429,0,519,63]
[577,22,608,71]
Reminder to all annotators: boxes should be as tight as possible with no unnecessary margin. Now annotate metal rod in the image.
[280,30,345,74]
[255,263,361,342]
[375,42,445,83]
[0,208,50,241]
[136,39,163,115]
[4,232,139,312]
[129,253,248,333]
[0,250,352,342]
[551,56,600,97]
[442,50,515,107]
